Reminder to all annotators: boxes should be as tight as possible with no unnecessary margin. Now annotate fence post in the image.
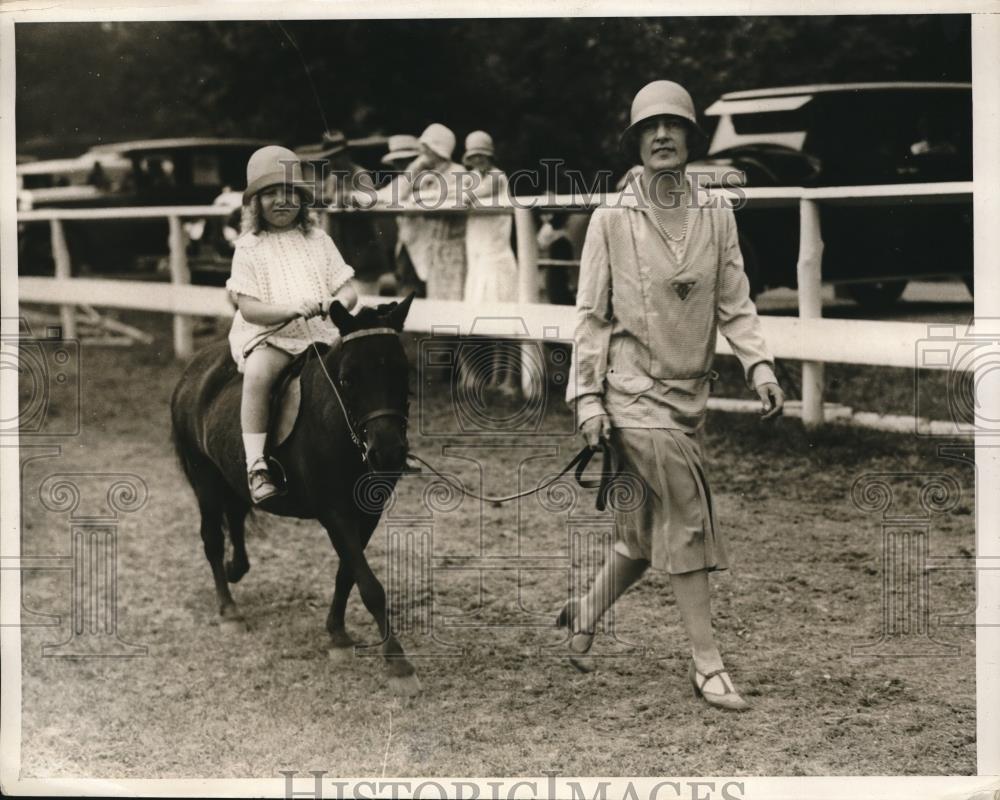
[514,206,540,398]
[49,219,76,340]
[796,198,825,427]
[168,216,193,359]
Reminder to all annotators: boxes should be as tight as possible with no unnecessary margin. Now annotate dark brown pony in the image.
[169,294,420,695]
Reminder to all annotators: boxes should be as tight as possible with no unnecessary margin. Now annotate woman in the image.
[461,130,519,395]
[562,80,784,711]
[383,123,467,300]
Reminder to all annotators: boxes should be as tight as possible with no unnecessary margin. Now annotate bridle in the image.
[309,327,408,467]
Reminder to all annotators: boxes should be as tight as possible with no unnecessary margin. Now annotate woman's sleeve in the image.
[716,209,777,388]
[566,210,613,426]
[225,243,262,301]
[323,233,356,294]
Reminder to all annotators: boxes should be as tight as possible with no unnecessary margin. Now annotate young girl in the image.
[226,145,358,503]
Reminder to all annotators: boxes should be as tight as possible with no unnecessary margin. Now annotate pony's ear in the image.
[385,292,415,332]
[327,300,358,335]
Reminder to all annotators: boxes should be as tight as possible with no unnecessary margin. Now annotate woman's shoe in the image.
[247,457,282,504]
[555,598,597,673]
[688,660,750,712]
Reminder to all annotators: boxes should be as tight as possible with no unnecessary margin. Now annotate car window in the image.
[192,153,222,187]
[805,91,971,184]
[731,109,806,135]
[136,154,177,189]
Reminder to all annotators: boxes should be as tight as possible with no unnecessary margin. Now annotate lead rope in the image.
[405,445,619,509]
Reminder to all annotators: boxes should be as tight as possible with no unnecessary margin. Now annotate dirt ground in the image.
[15,313,977,778]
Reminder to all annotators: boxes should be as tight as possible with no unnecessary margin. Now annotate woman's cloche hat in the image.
[462,130,495,166]
[419,123,456,161]
[620,80,708,157]
[381,134,421,166]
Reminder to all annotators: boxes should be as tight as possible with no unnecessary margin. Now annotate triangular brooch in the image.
[672,280,695,300]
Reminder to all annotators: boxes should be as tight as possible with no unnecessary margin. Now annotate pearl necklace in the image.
[652,204,689,242]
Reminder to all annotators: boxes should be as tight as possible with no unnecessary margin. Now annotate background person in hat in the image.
[561,80,784,711]
[305,130,388,294]
[461,130,519,395]
[377,134,425,297]
[226,145,359,504]
[379,123,467,301]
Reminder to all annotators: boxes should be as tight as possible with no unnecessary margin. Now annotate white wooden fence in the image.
[17,182,973,427]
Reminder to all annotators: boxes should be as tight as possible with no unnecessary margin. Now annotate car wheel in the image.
[845,280,908,311]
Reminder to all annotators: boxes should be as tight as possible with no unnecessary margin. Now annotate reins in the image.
[242,316,403,464]
[245,316,621,508]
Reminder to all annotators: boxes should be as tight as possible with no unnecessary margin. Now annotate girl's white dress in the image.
[463,169,518,304]
[225,226,355,372]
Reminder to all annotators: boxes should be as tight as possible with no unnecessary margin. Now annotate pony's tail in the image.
[168,381,199,486]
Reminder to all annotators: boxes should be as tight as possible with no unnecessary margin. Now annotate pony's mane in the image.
[354,305,392,328]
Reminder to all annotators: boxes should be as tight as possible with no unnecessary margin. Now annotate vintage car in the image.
[17,137,271,276]
[689,82,973,308]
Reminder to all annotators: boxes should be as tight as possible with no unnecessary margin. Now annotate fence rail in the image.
[16,181,974,426]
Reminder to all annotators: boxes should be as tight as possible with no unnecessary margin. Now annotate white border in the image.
[1,3,999,798]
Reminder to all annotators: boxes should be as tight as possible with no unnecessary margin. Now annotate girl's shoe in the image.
[555,598,597,673]
[688,660,751,712]
[247,457,282,504]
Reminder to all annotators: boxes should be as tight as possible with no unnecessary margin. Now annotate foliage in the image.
[15,16,971,187]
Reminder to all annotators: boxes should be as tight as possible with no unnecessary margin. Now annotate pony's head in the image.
[326,293,415,473]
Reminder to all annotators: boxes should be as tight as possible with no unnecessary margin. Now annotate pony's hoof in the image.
[225,559,250,584]
[219,616,248,634]
[219,606,248,633]
[327,645,355,665]
[389,673,421,698]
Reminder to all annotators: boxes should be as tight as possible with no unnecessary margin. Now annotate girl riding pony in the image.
[226,145,358,503]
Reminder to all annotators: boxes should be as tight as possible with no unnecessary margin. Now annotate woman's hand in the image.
[757,382,785,420]
[581,414,612,449]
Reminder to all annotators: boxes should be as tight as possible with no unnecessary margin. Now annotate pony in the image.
[169,294,420,695]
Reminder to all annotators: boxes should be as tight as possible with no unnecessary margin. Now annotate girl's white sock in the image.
[243,433,267,470]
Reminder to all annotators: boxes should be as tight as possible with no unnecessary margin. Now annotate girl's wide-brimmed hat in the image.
[381,134,421,165]
[243,146,314,205]
[462,130,495,166]
[620,80,708,159]
[419,123,456,161]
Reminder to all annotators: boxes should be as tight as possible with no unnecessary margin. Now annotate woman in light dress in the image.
[461,130,519,395]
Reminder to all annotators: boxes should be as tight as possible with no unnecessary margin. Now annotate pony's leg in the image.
[224,500,251,584]
[326,560,357,659]
[326,517,378,654]
[321,513,419,695]
[198,499,242,624]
